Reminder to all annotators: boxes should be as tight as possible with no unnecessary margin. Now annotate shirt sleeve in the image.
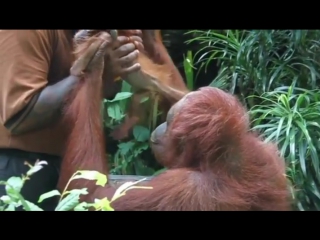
[0,30,57,125]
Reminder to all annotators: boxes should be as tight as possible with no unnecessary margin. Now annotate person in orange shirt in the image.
[0,30,143,211]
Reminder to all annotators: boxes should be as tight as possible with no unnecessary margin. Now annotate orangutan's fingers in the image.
[89,40,110,67]
[70,39,102,76]
[73,30,89,44]
[96,32,112,44]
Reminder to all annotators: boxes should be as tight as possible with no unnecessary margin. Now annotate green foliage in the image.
[103,82,159,175]
[183,50,196,90]
[187,30,320,107]
[250,85,320,210]
[0,161,151,211]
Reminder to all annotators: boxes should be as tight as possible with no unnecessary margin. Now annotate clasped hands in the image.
[71,29,144,81]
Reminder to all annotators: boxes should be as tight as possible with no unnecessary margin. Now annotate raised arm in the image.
[142,30,186,89]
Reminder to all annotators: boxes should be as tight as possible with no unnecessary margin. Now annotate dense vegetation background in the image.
[104,30,320,211]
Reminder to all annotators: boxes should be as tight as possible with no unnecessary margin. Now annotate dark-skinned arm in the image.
[5,75,80,135]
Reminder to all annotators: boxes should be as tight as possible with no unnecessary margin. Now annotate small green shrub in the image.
[250,85,320,210]
[103,84,160,175]
[187,30,320,107]
[0,160,151,211]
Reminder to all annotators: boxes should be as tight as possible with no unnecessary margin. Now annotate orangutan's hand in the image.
[70,31,112,77]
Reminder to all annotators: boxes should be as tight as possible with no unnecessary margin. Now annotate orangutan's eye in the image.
[167,97,186,125]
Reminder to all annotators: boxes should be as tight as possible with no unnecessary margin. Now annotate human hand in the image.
[106,31,144,79]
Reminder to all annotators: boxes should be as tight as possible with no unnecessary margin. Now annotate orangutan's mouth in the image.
[149,137,159,144]
[150,131,159,144]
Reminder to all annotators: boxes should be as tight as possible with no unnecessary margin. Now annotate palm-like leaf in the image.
[250,86,320,210]
[187,30,320,101]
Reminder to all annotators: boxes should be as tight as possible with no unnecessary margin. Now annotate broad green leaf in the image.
[5,205,15,211]
[4,188,31,211]
[107,104,122,121]
[107,92,133,102]
[118,141,135,155]
[132,142,149,157]
[74,202,90,211]
[0,195,10,204]
[93,198,114,211]
[72,171,107,187]
[55,192,81,211]
[5,177,23,195]
[23,200,43,211]
[65,188,88,196]
[133,126,150,142]
[38,190,61,203]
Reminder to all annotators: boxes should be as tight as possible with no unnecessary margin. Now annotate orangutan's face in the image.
[150,92,195,166]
